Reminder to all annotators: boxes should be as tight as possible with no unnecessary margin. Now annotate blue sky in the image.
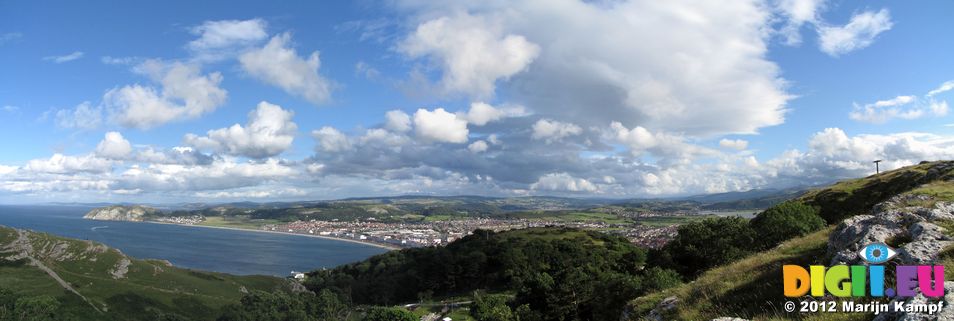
[1,0,953,203]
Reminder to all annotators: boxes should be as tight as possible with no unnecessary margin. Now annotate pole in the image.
[873,160,882,175]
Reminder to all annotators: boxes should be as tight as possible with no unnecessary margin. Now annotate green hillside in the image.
[626,160,954,320]
[0,226,299,320]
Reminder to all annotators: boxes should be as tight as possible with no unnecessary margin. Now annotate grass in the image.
[798,161,954,224]
[0,225,292,320]
[508,211,633,224]
[196,216,280,229]
[634,215,716,227]
[627,226,869,320]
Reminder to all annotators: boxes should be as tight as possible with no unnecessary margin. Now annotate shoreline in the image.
[142,220,402,251]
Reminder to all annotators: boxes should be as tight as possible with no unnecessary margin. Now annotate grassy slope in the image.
[799,161,954,223]
[628,161,954,321]
[0,225,294,320]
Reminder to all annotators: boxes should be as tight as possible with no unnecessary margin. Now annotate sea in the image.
[0,205,388,277]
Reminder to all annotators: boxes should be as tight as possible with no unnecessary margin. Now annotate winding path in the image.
[5,230,103,314]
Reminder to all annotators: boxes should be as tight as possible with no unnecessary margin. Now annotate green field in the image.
[633,215,717,227]
[195,216,280,229]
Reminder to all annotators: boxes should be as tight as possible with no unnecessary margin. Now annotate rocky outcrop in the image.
[828,194,954,320]
[828,194,954,266]
[645,296,679,321]
[83,205,159,222]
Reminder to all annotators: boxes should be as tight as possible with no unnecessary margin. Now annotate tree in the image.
[13,296,59,321]
[470,292,516,321]
[641,267,682,293]
[361,307,415,321]
[750,201,825,248]
[659,217,757,278]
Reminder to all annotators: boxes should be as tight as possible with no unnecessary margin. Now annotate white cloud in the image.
[608,121,712,164]
[43,51,84,63]
[188,18,268,61]
[105,60,227,129]
[24,154,112,174]
[55,102,103,130]
[531,173,597,192]
[1,105,18,113]
[458,102,527,126]
[719,139,749,150]
[95,132,133,159]
[195,188,305,199]
[312,127,352,152]
[413,108,469,143]
[393,0,790,137]
[384,110,412,132]
[239,33,332,105]
[399,12,540,98]
[850,81,954,124]
[531,119,582,143]
[184,101,297,159]
[468,140,488,153]
[928,81,954,97]
[818,8,892,57]
[776,0,826,45]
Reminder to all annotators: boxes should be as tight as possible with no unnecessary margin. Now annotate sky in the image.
[1,0,954,203]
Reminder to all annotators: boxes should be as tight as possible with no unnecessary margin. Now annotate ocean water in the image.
[0,205,388,276]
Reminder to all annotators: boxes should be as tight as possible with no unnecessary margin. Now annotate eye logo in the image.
[858,243,897,264]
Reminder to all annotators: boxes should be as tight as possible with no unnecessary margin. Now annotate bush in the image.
[656,217,757,278]
[362,307,415,321]
[641,267,682,293]
[750,201,825,248]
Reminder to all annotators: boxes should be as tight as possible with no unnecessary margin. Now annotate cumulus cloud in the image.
[398,12,540,98]
[818,9,892,57]
[54,102,103,130]
[719,139,749,151]
[458,102,527,126]
[312,127,352,152]
[384,110,412,132]
[184,101,297,159]
[43,51,84,63]
[413,108,469,143]
[23,154,112,174]
[95,132,133,159]
[394,0,790,137]
[531,119,582,143]
[850,81,952,123]
[239,33,333,105]
[188,18,268,61]
[531,173,597,193]
[105,59,227,129]
[468,140,488,153]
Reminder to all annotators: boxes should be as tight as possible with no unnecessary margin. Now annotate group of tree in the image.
[300,227,675,320]
[0,288,59,321]
[650,200,825,278]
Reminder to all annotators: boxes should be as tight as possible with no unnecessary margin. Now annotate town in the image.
[154,215,683,249]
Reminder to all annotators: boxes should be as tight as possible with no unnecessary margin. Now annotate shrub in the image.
[657,217,757,278]
[750,201,825,249]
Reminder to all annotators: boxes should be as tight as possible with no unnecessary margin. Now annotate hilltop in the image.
[0,225,301,320]
[83,205,159,222]
[626,160,954,320]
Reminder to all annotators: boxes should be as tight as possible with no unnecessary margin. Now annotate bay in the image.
[0,205,388,276]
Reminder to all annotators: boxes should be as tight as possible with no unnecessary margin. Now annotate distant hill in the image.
[0,225,300,320]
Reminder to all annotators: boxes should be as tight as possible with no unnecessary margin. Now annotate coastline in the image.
[141,220,402,251]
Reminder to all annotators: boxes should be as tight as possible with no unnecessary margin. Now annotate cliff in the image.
[82,205,159,221]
